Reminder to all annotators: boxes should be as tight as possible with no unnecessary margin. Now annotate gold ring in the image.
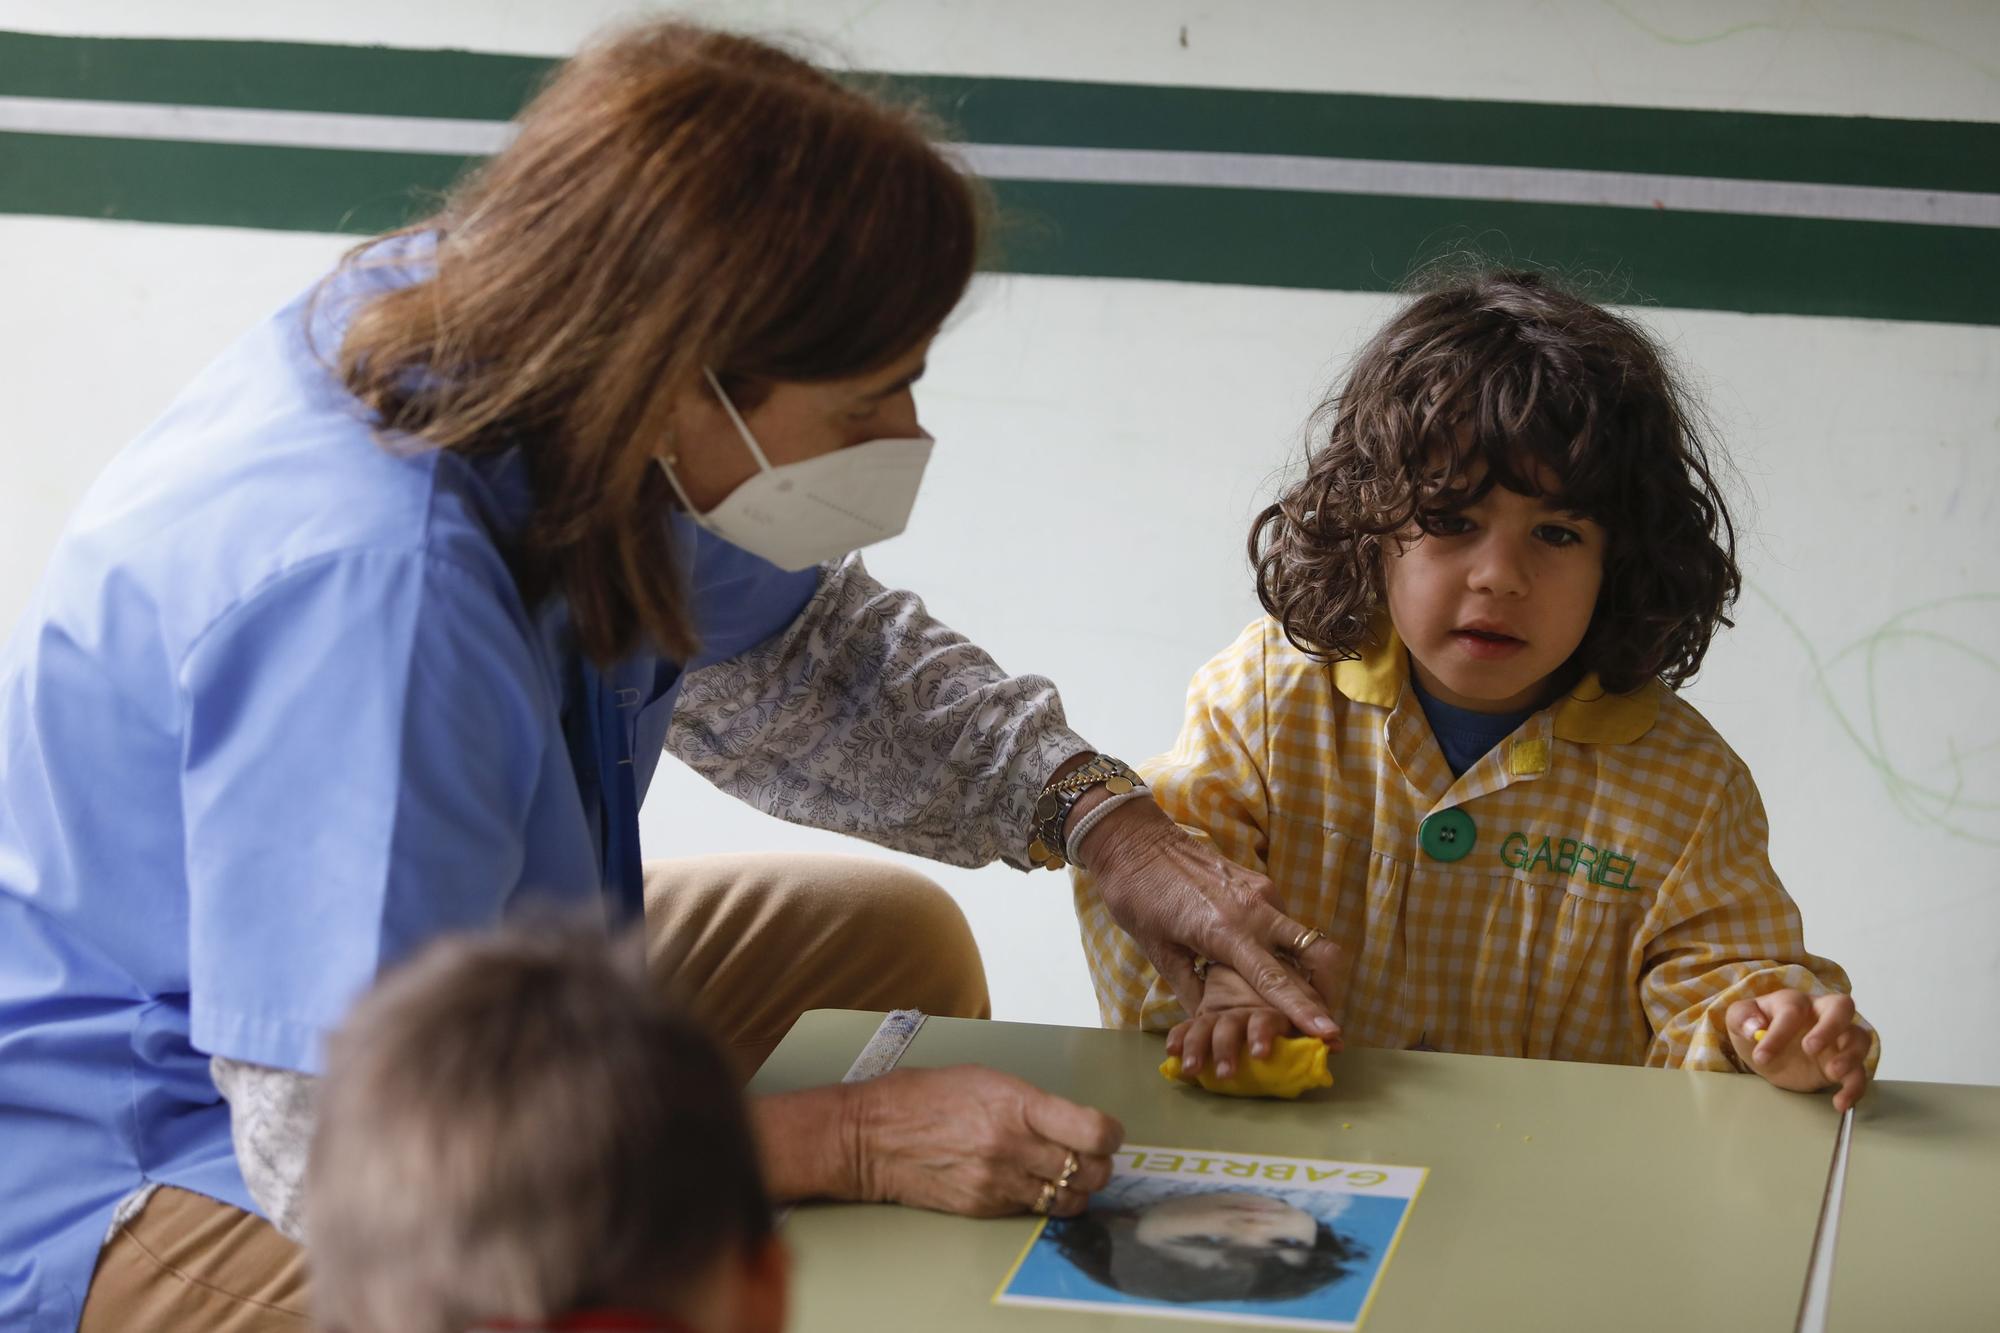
[1032,1179,1058,1215]
[1291,927,1326,954]
[1055,1151,1079,1190]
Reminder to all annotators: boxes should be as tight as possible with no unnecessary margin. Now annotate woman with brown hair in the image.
[0,20,1340,1331]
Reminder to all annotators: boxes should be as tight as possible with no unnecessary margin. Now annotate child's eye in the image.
[1535,524,1583,547]
[1419,512,1473,537]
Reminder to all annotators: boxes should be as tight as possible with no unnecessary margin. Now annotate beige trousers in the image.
[78,853,989,1332]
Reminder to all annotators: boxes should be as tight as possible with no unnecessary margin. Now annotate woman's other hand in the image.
[1079,797,1343,1042]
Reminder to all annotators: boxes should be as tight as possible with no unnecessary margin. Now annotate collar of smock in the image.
[1330,618,1657,745]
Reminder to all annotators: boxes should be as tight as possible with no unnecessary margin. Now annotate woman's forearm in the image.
[667,553,1090,869]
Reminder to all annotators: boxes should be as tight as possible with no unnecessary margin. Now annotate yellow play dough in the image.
[1159,1036,1334,1099]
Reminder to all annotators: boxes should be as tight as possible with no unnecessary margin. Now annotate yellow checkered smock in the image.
[1074,617,1875,1072]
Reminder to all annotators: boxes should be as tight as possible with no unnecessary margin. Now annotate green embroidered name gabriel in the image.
[1498,831,1639,890]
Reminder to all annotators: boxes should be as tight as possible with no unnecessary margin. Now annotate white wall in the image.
[5,1,1997,1082]
[12,0,1997,119]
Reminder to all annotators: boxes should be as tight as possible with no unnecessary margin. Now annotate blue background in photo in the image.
[1003,1193,1412,1324]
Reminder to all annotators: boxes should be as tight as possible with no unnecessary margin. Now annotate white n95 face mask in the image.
[656,368,933,571]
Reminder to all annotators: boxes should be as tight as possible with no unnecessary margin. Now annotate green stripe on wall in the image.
[990,181,1999,327]
[5,29,1998,193]
[0,30,548,121]
[6,130,1993,326]
[895,77,2000,195]
[0,131,474,235]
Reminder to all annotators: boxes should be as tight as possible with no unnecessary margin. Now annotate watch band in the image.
[1026,753,1144,870]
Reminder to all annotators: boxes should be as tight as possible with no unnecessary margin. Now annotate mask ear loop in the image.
[655,443,707,520]
[656,393,698,511]
[658,369,776,520]
[701,367,776,470]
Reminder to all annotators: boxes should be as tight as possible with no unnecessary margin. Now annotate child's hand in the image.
[1725,991,1872,1112]
[1167,1003,1294,1083]
[1165,961,1339,1082]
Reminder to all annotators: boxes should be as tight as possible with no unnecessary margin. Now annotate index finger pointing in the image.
[1214,906,1340,1039]
[1228,945,1339,1039]
[1303,935,1349,1021]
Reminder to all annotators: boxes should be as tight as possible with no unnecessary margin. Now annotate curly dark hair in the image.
[1249,269,1741,693]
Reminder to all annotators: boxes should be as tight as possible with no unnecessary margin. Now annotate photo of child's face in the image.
[1043,1184,1366,1307]
[1001,1149,1420,1328]
[1131,1191,1318,1270]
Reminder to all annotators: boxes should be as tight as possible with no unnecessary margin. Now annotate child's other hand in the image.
[1725,991,1872,1112]
[1165,961,1340,1082]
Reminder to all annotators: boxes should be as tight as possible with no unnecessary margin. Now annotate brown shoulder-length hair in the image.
[1249,269,1741,694]
[329,20,984,664]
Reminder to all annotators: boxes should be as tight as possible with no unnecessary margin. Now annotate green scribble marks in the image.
[1599,1,1999,84]
[1752,588,2000,847]
[1600,1,1777,48]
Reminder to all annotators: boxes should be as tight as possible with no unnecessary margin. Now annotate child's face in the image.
[1382,473,1606,713]
[1132,1191,1317,1270]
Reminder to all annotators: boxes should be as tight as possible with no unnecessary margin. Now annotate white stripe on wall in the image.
[0,95,514,155]
[957,143,2000,229]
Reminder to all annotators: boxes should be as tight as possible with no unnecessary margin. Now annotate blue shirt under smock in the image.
[0,245,817,1331]
[1409,674,1536,777]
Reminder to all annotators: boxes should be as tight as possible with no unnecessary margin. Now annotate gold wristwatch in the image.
[1026,753,1143,870]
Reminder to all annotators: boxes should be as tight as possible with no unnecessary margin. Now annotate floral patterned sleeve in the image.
[665,553,1093,870]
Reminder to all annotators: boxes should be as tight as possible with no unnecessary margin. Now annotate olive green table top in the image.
[1824,1078,2000,1333]
[750,1010,1843,1332]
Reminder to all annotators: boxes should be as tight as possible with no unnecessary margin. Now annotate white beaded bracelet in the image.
[1064,787,1152,870]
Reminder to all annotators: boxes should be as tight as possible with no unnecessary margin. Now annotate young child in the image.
[1074,270,1875,1111]
[307,926,788,1333]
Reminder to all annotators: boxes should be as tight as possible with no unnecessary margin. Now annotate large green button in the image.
[1419,808,1476,862]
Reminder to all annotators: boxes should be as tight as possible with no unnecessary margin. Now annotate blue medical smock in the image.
[0,251,817,1331]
